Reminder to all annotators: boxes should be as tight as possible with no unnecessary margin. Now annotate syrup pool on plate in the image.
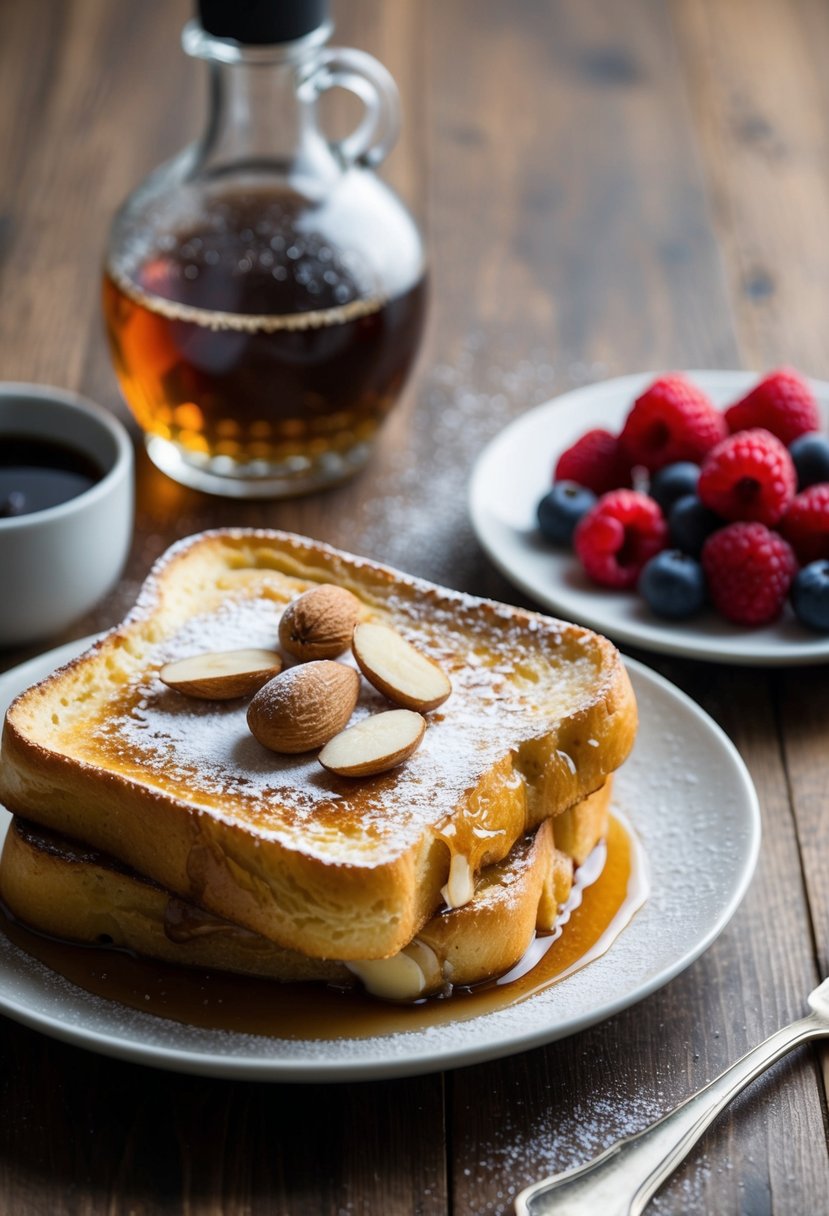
[0,814,647,1041]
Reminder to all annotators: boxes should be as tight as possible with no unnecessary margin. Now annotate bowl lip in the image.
[0,382,134,532]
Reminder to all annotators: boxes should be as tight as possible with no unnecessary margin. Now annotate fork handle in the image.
[514,1013,825,1216]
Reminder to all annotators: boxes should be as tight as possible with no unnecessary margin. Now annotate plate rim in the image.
[0,636,761,1081]
[468,368,829,666]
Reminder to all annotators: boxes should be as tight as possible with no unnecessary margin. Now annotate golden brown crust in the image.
[553,780,613,867]
[0,530,637,960]
[0,818,345,984]
[0,788,609,993]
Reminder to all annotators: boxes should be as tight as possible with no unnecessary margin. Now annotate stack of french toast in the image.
[0,530,638,1003]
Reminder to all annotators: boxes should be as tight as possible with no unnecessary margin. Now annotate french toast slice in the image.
[0,782,611,999]
[0,530,636,961]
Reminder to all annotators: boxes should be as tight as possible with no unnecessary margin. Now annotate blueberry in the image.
[649,462,700,513]
[791,560,829,630]
[668,494,722,557]
[537,482,597,546]
[638,550,706,619]
[789,433,829,490]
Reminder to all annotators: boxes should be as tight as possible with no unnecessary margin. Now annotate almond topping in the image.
[278,584,361,661]
[159,650,283,700]
[247,661,359,754]
[347,940,443,1001]
[346,951,426,1002]
[318,709,426,777]
[351,622,451,711]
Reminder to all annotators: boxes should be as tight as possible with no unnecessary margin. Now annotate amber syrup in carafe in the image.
[103,191,426,477]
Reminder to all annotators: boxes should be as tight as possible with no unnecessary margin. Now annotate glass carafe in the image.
[103,1,426,497]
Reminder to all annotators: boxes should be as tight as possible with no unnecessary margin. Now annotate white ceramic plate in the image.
[469,370,829,664]
[0,637,760,1081]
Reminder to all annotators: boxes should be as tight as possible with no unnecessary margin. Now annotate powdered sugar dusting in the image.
[77,575,605,866]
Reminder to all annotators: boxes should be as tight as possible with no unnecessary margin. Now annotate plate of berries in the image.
[469,369,829,664]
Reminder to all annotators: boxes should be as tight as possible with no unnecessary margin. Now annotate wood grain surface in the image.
[1,1,827,1212]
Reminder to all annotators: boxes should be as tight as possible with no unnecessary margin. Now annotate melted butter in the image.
[0,815,647,1041]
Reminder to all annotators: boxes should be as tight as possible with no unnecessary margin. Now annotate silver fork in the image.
[514,976,829,1216]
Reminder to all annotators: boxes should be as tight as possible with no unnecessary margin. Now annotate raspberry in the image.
[698,428,795,525]
[702,523,796,625]
[619,375,727,472]
[554,429,630,495]
[725,368,820,445]
[779,484,829,564]
[574,489,667,589]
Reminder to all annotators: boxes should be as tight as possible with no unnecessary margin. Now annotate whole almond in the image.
[319,709,426,777]
[352,622,452,712]
[278,584,361,661]
[247,661,359,753]
[160,649,283,700]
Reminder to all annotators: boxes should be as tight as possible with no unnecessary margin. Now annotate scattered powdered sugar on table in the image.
[457,1080,716,1215]
[355,336,606,582]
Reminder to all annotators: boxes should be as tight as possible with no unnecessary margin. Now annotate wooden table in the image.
[1,1,828,1211]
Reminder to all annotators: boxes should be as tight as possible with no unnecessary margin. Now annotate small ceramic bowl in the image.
[0,384,134,648]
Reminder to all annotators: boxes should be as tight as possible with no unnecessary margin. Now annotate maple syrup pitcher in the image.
[103,0,426,498]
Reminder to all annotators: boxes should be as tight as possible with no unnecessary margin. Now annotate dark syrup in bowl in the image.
[0,436,103,518]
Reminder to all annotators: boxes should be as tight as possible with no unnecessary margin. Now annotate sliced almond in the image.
[247,661,359,753]
[346,950,427,1002]
[346,940,443,1002]
[278,584,361,661]
[352,623,451,711]
[440,853,475,910]
[319,709,425,777]
[160,649,283,700]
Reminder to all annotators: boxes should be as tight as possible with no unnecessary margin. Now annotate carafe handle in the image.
[299,47,401,169]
